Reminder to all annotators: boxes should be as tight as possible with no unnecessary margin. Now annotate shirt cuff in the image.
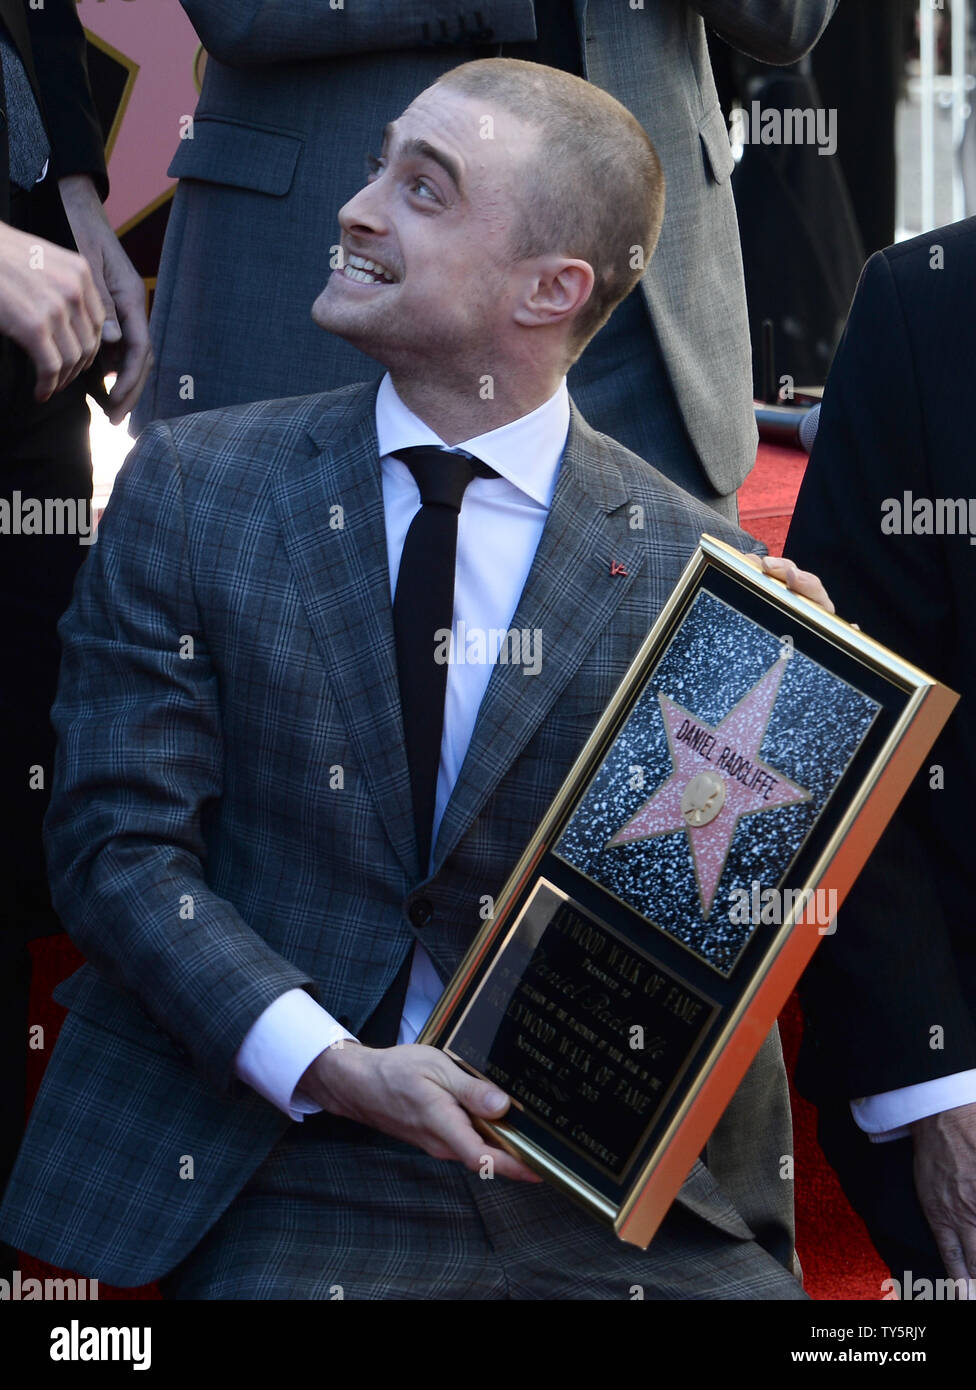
[851,1070,976,1144]
[234,988,357,1121]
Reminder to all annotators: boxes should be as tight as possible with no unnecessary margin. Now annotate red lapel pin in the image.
[610,560,628,577]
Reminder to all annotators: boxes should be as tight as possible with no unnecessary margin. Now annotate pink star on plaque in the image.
[605,656,810,917]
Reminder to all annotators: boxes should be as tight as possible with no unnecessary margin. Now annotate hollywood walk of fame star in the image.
[605,656,810,917]
[81,3,202,235]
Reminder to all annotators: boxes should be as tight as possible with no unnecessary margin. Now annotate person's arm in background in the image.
[181,0,537,67]
[692,0,837,65]
[24,0,150,421]
[787,247,976,1285]
[24,0,106,197]
[0,0,102,404]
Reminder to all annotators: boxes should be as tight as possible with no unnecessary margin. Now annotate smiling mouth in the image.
[342,252,399,285]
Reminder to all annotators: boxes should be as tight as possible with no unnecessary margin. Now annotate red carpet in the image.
[738,439,811,556]
[17,440,888,1300]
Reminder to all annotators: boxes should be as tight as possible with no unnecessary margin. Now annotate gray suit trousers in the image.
[160,1028,802,1301]
[160,1112,806,1301]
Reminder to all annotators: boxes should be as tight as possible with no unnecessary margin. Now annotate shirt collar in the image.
[375,372,569,508]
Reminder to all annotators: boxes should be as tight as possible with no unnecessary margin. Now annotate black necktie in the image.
[392,445,498,871]
[0,25,50,189]
[357,445,497,1048]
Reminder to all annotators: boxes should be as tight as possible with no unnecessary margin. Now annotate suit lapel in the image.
[273,390,659,883]
[433,407,647,869]
[271,382,419,882]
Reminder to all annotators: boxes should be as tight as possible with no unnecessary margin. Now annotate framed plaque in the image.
[419,536,959,1247]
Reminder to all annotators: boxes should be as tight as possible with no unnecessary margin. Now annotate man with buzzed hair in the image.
[377,59,664,357]
[0,61,824,1299]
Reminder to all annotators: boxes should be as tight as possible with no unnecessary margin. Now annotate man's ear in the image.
[512,257,595,329]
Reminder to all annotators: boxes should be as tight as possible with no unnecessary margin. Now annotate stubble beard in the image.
[314,279,493,391]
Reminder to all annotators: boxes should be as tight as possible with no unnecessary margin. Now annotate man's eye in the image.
[411,177,438,201]
[365,153,384,179]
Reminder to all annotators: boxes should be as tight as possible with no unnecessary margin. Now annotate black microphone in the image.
[755,403,821,452]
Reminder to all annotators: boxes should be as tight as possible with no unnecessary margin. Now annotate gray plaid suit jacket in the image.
[0,379,793,1286]
[133,0,836,495]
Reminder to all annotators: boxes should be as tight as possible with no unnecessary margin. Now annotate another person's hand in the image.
[0,217,104,402]
[912,1100,976,1291]
[746,553,836,614]
[299,1039,543,1183]
[58,174,152,424]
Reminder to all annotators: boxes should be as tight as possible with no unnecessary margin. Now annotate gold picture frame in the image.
[420,535,959,1247]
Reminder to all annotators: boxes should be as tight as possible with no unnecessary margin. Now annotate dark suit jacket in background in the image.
[787,217,976,1102]
[0,380,794,1286]
[132,0,836,502]
[0,0,106,222]
[0,0,108,405]
[0,0,106,912]
[0,0,108,1241]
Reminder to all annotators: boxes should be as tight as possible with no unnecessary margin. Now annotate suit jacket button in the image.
[409,898,434,928]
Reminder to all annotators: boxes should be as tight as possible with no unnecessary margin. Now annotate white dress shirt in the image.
[852,1071,976,1142]
[235,373,568,1118]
